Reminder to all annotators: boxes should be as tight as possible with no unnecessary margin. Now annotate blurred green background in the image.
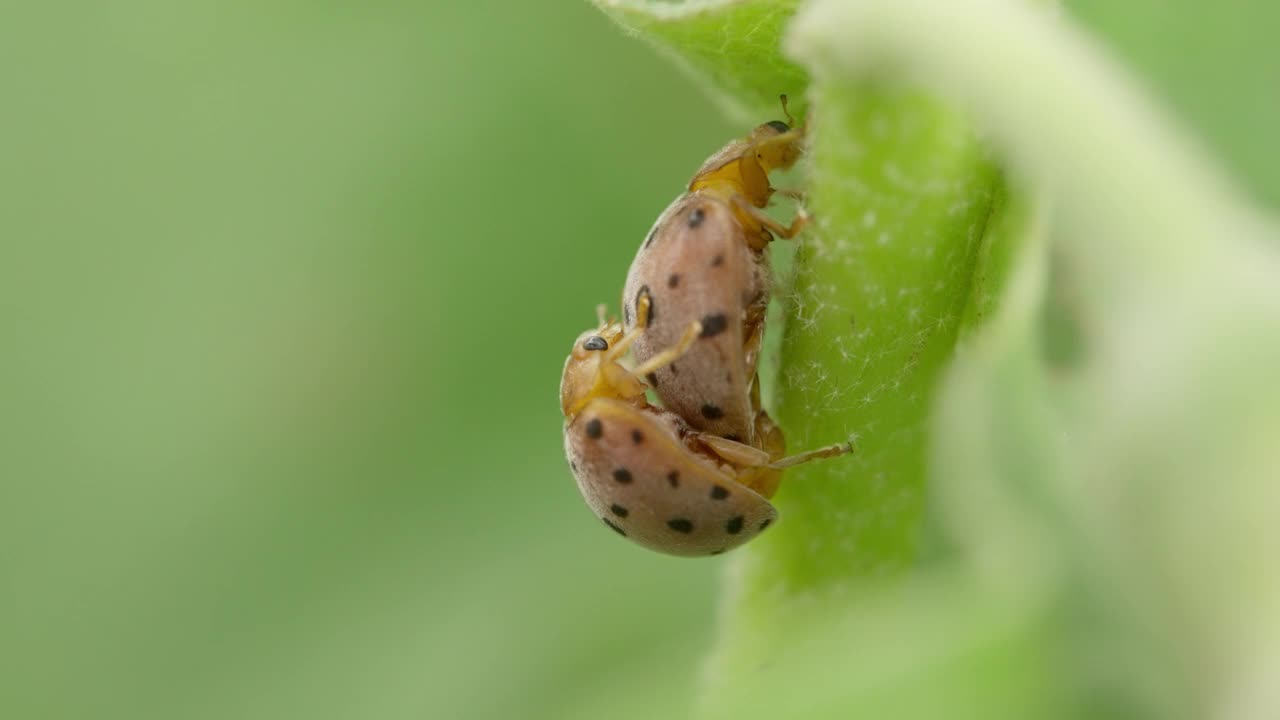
[2,2,739,718]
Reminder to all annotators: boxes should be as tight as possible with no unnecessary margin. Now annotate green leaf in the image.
[698,570,1074,720]
[594,0,808,122]
[764,85,1003,582]
[597,0,1280,718]
[790,0,1280,717]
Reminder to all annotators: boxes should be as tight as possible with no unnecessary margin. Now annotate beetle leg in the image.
[774,188,807,204]
[605,290,702,377]
[731,194,809,240]
[631,319,702,377]
[617,287,703,379]
[603,290,661,359]
[767,436,856,469]
[742,309,766,379]
[633,286,656,330]
[695,433,772,467]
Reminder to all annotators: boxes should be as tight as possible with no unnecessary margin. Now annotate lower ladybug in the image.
[561,300,852,557]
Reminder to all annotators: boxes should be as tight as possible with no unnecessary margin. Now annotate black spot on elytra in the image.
[701,404,725,420]
[612,468,633,484]
[586,419,603,439]
[569,460,578,473]
[667,471,680,488]
[688,207,705,228]
[610,503,629,518]
[583,335,608,351]
[711,254,725,267]
[667,518,694,534]
[631,429,644,445]
[645,372,659,387]
[667,273,680,288]
[726,515,744,535]
[644,226,658,249]
[759,518,773,532]
[766,120,791,133]
[699,313,728,338]
[669,363,679,376]
[603,518,626,536]
[711,485,730,500]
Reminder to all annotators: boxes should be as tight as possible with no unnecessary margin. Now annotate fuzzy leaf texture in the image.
[594,1,1280,719]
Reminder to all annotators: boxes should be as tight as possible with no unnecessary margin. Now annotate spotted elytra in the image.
[561,300,852,557]
[623,95,808,445]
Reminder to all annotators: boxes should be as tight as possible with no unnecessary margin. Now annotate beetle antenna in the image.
[779,94,795,127]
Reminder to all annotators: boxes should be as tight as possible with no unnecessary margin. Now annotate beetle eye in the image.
[765,120,790,133]
[583,336,608,351]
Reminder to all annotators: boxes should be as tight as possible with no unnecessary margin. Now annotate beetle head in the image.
[560,320,647,418]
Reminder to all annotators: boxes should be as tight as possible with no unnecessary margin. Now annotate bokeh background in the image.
[4,1,1277,719]
[3,3,738,718]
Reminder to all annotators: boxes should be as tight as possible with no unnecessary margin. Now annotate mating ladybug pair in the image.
[559,97,853,557]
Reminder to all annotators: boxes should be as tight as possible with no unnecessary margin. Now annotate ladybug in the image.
[622,95,807,445]
[561,301,851,557]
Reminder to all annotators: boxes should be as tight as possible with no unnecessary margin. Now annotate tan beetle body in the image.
[559,301,850,557]
[622,195,768,443]
[564,397,778,557]
[623,98,807,446]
